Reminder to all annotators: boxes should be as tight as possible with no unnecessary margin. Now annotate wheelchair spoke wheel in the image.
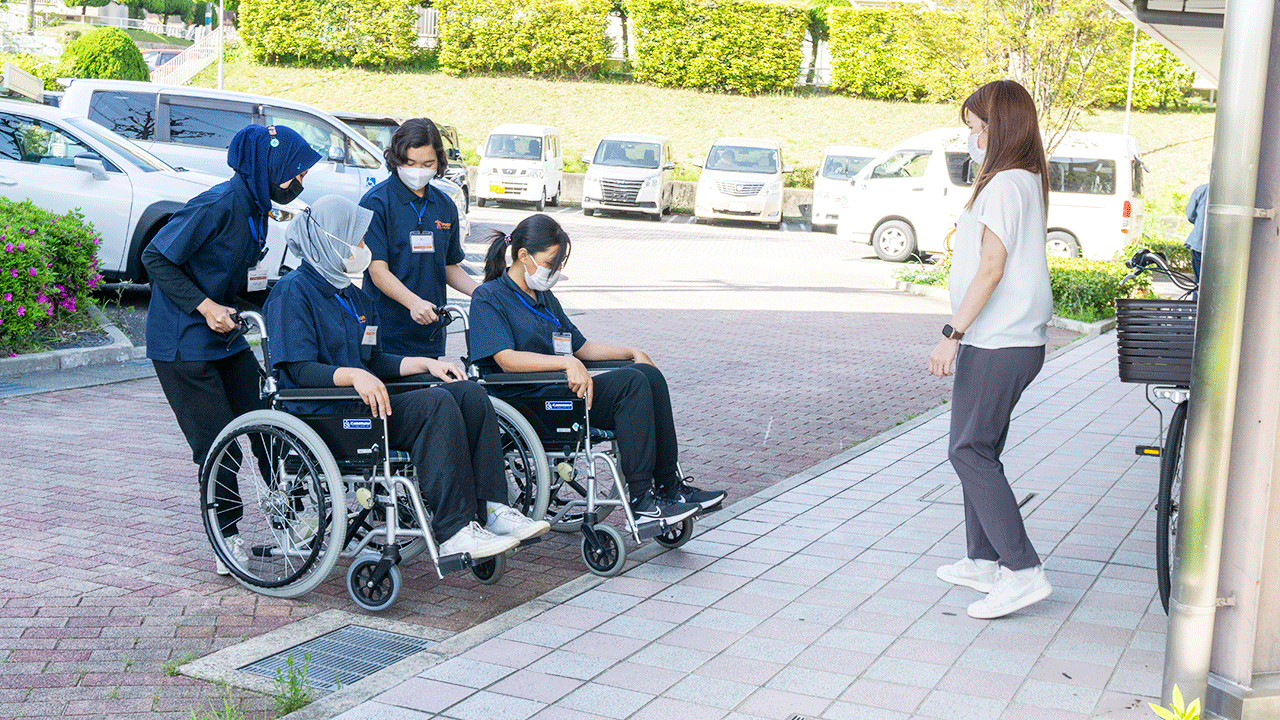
[654,518,695,549]
[349,492,428,564]
[347,555,401,612]
[550,445,624,533]
[201,410,346,598]
[581,524,626,577]
[1157,400,1188,615]
[491,398,550,523]
[470,551,506,585]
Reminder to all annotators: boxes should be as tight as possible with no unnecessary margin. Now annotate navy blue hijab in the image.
[227,124,321,214]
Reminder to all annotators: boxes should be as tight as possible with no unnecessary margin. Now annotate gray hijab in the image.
[285,194,373,290]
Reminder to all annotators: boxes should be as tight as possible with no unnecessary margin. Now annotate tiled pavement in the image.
[323,332,1171,720]
[1,213,1078,719]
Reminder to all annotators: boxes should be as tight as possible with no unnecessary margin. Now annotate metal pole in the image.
[1123,23,1138,138]
[1162,0,1274,706]
[216,2,224,91]
[25,0,34,34]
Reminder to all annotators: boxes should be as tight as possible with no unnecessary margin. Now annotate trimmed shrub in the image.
[437,0,612,77]
[59,27,149,81]
[0,199,104,354]
[1117,236,1194,274]
[239,0,419,69]
[1048,256,1151,322]
[626,0,807,94]
[0,52,61,91]
[827,7,963,101]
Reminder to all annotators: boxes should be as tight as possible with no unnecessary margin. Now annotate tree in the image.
[917,0,1128,150]
[801,0,848,86]
[62,0,111,18]
[144,0,193,26]
[1100,34,1196,110]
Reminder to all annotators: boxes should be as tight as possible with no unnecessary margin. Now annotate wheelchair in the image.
[435,306,709,578]
[198,311,547,612]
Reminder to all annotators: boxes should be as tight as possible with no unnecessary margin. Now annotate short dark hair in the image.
[483,214,572,283]
[384,118,446,178]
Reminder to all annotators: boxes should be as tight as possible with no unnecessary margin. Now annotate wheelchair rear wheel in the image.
[348,492,428,565]
[200,410,347,598]
[549,445,624,533]
[654,518,695,549]
[491,398,550,523]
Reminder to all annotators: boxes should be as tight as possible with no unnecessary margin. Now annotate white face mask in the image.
[522,256,564,291]
[398,166,433,191]
[967,129,987,165]
[344,243,372,280]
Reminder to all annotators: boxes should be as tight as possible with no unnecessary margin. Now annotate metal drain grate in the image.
[240,625,435,691]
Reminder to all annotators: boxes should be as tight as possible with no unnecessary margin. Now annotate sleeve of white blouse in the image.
[974,173,1024,253]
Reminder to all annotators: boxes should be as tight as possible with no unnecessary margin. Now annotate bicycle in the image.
[1115,249,1199,614]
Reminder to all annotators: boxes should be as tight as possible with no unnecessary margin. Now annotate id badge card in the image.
[410,231,435,253]
[553,332,573,356]
[362,325,379,346]
[247,265,268,292]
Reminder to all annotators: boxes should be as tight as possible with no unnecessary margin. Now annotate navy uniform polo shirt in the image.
[266,263,396,412]
[146,175,264,362]
[468,273,587,375]
[359,176,464,358]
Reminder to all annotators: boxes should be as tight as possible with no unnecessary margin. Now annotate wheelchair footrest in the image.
[636,522,665,542]
[437,553,470,575]
[517,536,542,548]
[696,500,724,516]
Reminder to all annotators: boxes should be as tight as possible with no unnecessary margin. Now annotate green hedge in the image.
[1117,236,1194,274]
[0,53,61,91]
[827,6,964,101]
[59,27,149,81]
[626,0,807,94]
[437,0,612,77]
[0,199,103,354]
[239,0,419,69]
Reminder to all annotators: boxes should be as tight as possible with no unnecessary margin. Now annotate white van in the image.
[836,128,1144,262]
[811,145,880,230]
[475,124,563,211]
[581,133,675,221]
[694,137,792,228]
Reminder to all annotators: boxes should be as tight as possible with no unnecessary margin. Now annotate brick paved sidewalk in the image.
[320,332,1169,720]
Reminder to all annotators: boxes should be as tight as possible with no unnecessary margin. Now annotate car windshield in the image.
[65,117,170,172]
[486,134,541,160]
[822,155,875,180]
[593,140,660,169]
[348,121,397,152]
[705,145,778,174]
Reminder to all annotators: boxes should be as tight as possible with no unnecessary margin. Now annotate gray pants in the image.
[949,344,1045,571]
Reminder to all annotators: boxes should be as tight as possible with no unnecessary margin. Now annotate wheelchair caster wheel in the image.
[654,518,694,549]
[471,551,506,585]
[581,524,626,577]
[347,555,401,612]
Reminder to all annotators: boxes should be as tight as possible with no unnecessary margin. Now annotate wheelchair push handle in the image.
[225,310,269,351]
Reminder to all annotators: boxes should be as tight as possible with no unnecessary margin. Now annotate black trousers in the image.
[153,349,265,535]
[534,364,681,497]
[948,344,1044,571]
[382,381,507,542]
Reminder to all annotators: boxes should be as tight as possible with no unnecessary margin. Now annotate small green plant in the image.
[190,684,246,720]
[272,652,314,715]
[163,650,198,676]
[59,26,149,81]
[108,686,120,700]
[894,253,950,287]
[1150,685,1200,720]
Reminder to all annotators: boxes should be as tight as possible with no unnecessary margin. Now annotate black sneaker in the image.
[658,479,726,511]
[630,490,698,525]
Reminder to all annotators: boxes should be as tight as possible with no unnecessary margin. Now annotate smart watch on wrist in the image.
[943,324,964,341]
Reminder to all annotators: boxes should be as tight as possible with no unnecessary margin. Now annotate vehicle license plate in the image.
[489,184,505,194]
[729,201,747,212]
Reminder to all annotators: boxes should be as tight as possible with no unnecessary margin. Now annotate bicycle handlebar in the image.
[1122,249,1199,294]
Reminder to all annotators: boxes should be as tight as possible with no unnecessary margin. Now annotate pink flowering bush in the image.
[0,198,102,354]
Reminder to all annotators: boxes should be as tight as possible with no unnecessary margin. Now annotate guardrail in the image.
[151,26,222,86]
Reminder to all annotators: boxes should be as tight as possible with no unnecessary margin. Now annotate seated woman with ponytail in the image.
[264,195,549,563]
[466,214,728,526]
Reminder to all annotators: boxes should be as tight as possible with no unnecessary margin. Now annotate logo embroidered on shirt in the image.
[435,220,451,230]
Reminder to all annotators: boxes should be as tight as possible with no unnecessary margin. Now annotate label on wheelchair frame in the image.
[545,401,575,411]
[343,418,374,430]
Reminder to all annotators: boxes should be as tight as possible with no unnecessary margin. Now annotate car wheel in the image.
[534,194,545,212]
[583,208,595,217]
[767,222,781,230]
[463,187,470,212]
[476,197,486,208]
[650,211,662,222]
[872,220,917,262]
[548,184,561,207]
[1046,230,1081,258]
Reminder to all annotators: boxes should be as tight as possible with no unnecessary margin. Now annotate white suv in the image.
[694,138,791,229]
[0,98,295,283]
[581,133,674,221]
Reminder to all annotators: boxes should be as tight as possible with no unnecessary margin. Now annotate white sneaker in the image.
[486,504,550,542]
[937,557,999,593]
[290,511,319,545]
[968,565,1052,619]
[215,535,249,576]
[438,521,519,560]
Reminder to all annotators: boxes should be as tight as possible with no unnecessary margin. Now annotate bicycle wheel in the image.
[1157,399,1188,615]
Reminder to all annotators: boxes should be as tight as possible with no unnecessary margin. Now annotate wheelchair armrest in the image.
[582,360,634,370]
[275,387,362,401]
[385,373,446,391]
[480,371,569,385]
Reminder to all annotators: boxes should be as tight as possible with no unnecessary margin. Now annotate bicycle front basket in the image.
[1115,298,1197,385]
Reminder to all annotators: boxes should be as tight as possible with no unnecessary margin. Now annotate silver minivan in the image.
[581,133,674,221]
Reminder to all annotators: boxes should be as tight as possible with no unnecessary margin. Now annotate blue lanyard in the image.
[334,294,364,327]
[247,215,266,252]
[510,289,561,329]
[408,199,427,229]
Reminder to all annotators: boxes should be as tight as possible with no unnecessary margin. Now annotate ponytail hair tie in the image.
[504,235,512,246]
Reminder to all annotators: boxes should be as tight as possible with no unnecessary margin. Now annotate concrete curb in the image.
[886,278,1117,337]
[273,398,955,720]
[0,304,134,378]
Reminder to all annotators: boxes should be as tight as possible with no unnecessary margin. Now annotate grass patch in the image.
[271,652,314,715]
[190,63,1214,205]
[163,649,198,677]
[38,23,192,47]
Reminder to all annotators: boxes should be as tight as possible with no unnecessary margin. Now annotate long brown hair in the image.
[961,80,1049,213]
